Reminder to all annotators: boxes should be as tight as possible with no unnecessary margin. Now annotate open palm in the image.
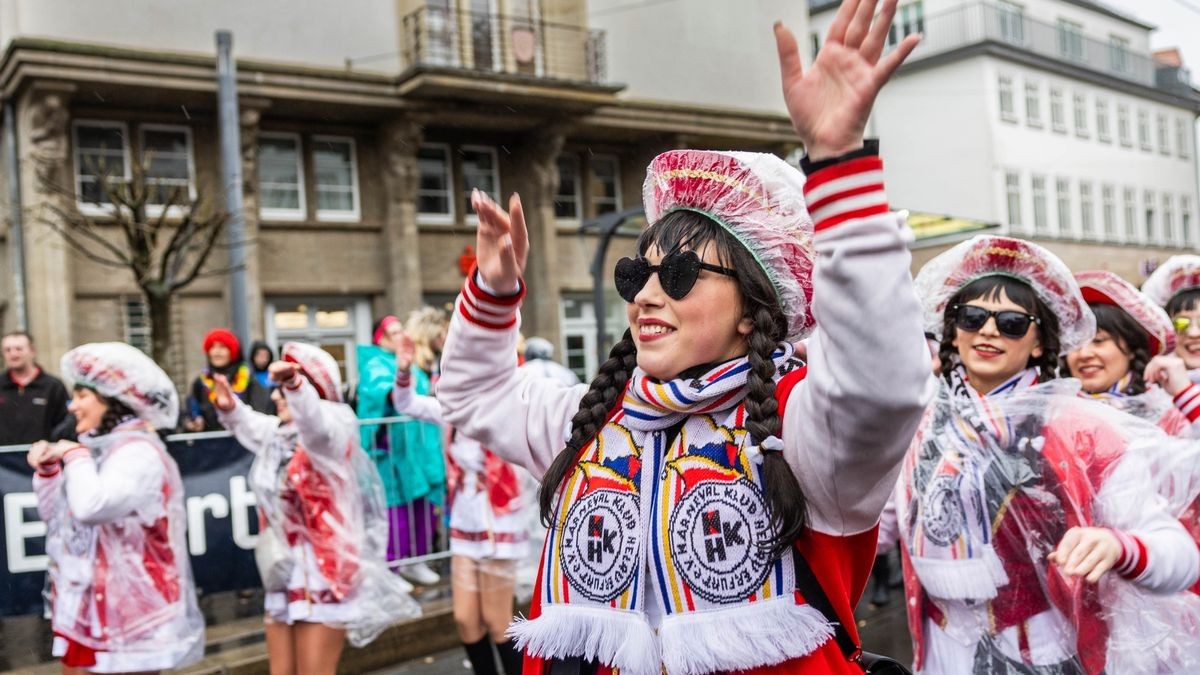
[775,0,921,159]
[471,188,528,294]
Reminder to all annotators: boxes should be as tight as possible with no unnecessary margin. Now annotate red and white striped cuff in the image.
[803,156,889,232]
[36,463,61,478]
[1174,382,1200,423]
[1110,529,1148,580]
[62,446,91,467]
[456,266,525,331]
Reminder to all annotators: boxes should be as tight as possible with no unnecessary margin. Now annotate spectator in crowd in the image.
[517,337,580,387]
[183,328,274,432]
[357,314,443,585]
[249,340,275,389]
[0,331,68,445]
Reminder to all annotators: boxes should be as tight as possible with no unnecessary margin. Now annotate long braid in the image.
[1125,343,1151,395]
[742,305,807,557]
[538,329,638,526]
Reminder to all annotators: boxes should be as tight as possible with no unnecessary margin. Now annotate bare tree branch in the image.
[41,202,133,267]
[172,214,228,291]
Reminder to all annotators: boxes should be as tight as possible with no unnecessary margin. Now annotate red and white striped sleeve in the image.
[1173,382,1200,424]
[802,156,889,232]
[1109,528,1150,581]
[456,266,526,331]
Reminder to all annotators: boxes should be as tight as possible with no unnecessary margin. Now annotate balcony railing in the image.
[401,5,606,85]
[905,2,1157,88]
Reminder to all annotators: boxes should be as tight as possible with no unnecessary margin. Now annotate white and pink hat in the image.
[60,342,180,429]
[1076,270,1175,357]
[914,235,1095,354]
[282,342,343,403]
[1142,255,1200,308]
[643,150,817,342]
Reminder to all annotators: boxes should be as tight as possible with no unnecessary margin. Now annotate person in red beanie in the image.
[183,328,274,432]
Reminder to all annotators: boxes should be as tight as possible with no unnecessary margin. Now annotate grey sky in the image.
[1102,0,1200,75]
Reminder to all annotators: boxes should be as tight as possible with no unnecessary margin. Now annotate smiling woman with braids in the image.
[435,1,934,673]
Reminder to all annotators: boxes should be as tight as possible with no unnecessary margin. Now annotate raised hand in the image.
[471,188,528,294]
[268,361,301,386]
[395,332,416,373]
[775,0,921,160]
[212,373,237,411]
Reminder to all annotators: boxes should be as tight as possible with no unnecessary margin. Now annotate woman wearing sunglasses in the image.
[434,2,932,673]
[900,235,1200,674]
[1143,255,1200,385]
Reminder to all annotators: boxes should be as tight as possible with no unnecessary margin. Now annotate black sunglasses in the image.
[614,250,737,302]
[951,304,1041,339]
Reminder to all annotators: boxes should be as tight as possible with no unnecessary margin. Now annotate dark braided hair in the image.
[537,210,808,556]
[1067,303,1152,395]
[937,276,1062,384]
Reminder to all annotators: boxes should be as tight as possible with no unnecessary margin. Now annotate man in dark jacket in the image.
[0,331,69,445]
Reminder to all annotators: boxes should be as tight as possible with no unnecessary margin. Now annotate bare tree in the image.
[39,155,232,368]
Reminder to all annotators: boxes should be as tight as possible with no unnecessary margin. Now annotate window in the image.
[1183,196,1193,246]
[1123,187,1137,240]
[139,125,194,207]
[1057,178,1072,236]
[1109,36,1130,73]
[590,155,621,216]
[1095,99,1110,143]
[1164,194,1175,244]
[1057,20,1084,61]
[312,136,359,220]
[1024,83,1042,127]
[417,144,453,220]
[1157,114,1170,155]
[266,298,371,381]
[1138,110,1151,150]
[1179,119,1193,159]
[122,295,151,355]
[1072,93,1088,138]
[554,155,582,220]
[73,121,129,206]
[560,293,626,380]
[998,75,1016,121]
[460,146,500,219]
[1145,189,1156,241]
[1005,171,1023,230]
[998,1,1025,44]
[1050,88,1066,132]
[888,1,924,45]
[1117,105,1131,146]
[1079,182,1094,238]
[1032,175,1048,233]
[258,133,305,220]
[1101,184,1116,238]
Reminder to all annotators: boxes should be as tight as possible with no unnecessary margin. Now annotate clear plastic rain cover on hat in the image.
[250,398,420,647]
[897,374,1200,674]
[913,236,1095,354]
[60,342,179,430]
[40,426,205,666]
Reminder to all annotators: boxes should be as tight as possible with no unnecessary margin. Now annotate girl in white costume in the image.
[390,332,529,675]
[435,1,934,672]
[213,341,418,675]
[29,342,203,674]
[900,236,1200,674]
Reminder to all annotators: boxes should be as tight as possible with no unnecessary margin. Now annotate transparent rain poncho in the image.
[898,375,1200,674]
[232,378,421,647]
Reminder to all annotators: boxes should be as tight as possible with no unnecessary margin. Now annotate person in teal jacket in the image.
[356,314,446,586]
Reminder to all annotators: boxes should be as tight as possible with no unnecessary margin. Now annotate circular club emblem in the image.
[560,489,640,602]
[921,474,964,546]
[669,479,773,604]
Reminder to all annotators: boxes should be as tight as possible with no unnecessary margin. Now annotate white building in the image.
[810,0,1200,274]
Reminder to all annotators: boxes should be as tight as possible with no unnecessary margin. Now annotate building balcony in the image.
[400,4,607,86]
[907,2,1159,88]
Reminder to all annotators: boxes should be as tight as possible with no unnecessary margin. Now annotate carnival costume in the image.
[900,236,1200,674]
[217,342,419,646]
[34,343,204,672]
[1143,255,1200,385]
[438,149,934,674]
